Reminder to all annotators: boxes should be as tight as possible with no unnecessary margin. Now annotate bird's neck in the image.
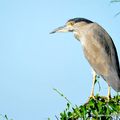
[74,32,80,41]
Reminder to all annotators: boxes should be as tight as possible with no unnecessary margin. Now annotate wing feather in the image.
[81,23,120,91]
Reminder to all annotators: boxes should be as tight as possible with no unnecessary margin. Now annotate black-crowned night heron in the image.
[50,18,120,99]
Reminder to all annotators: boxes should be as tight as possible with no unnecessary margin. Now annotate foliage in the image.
[52,88,120,120]
[59,95,120,120]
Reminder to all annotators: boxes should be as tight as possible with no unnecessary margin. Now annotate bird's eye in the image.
[67,21,74,26]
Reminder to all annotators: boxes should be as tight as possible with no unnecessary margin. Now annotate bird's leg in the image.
[107,85,111,100]
[101,85,111,101]
[90,71,97,99]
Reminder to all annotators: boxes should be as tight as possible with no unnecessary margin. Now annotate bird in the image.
[50,18,120,99]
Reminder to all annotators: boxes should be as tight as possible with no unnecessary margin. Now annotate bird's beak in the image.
[50,25,70,34]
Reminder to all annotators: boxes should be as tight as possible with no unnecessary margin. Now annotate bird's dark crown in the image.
[67,18,93,24]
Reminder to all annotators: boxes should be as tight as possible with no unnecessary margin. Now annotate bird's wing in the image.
[83,23,120,77]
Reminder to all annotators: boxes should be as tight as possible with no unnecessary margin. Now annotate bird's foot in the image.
[107,93,111,101]
[85,95,111,105]
[86,94,96,104]
[98,95,111,102]
[90,92,96,99]
[89,94,96,100]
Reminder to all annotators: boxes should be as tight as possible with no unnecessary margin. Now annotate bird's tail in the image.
[107,72,120,92]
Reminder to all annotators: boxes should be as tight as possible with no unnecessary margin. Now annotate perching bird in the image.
[50,18,120,99]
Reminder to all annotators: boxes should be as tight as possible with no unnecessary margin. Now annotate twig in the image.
[111,0,120,3]
[53,88,73,106]
[55,115,59,120]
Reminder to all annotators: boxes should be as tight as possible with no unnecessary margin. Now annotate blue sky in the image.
[0,0,120,120]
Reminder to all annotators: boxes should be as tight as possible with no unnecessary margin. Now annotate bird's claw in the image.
[89,95,96,99]
[100,96,111,102]
[85,95,96,104]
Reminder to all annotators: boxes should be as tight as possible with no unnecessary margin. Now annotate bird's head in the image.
[50,18,93,34]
